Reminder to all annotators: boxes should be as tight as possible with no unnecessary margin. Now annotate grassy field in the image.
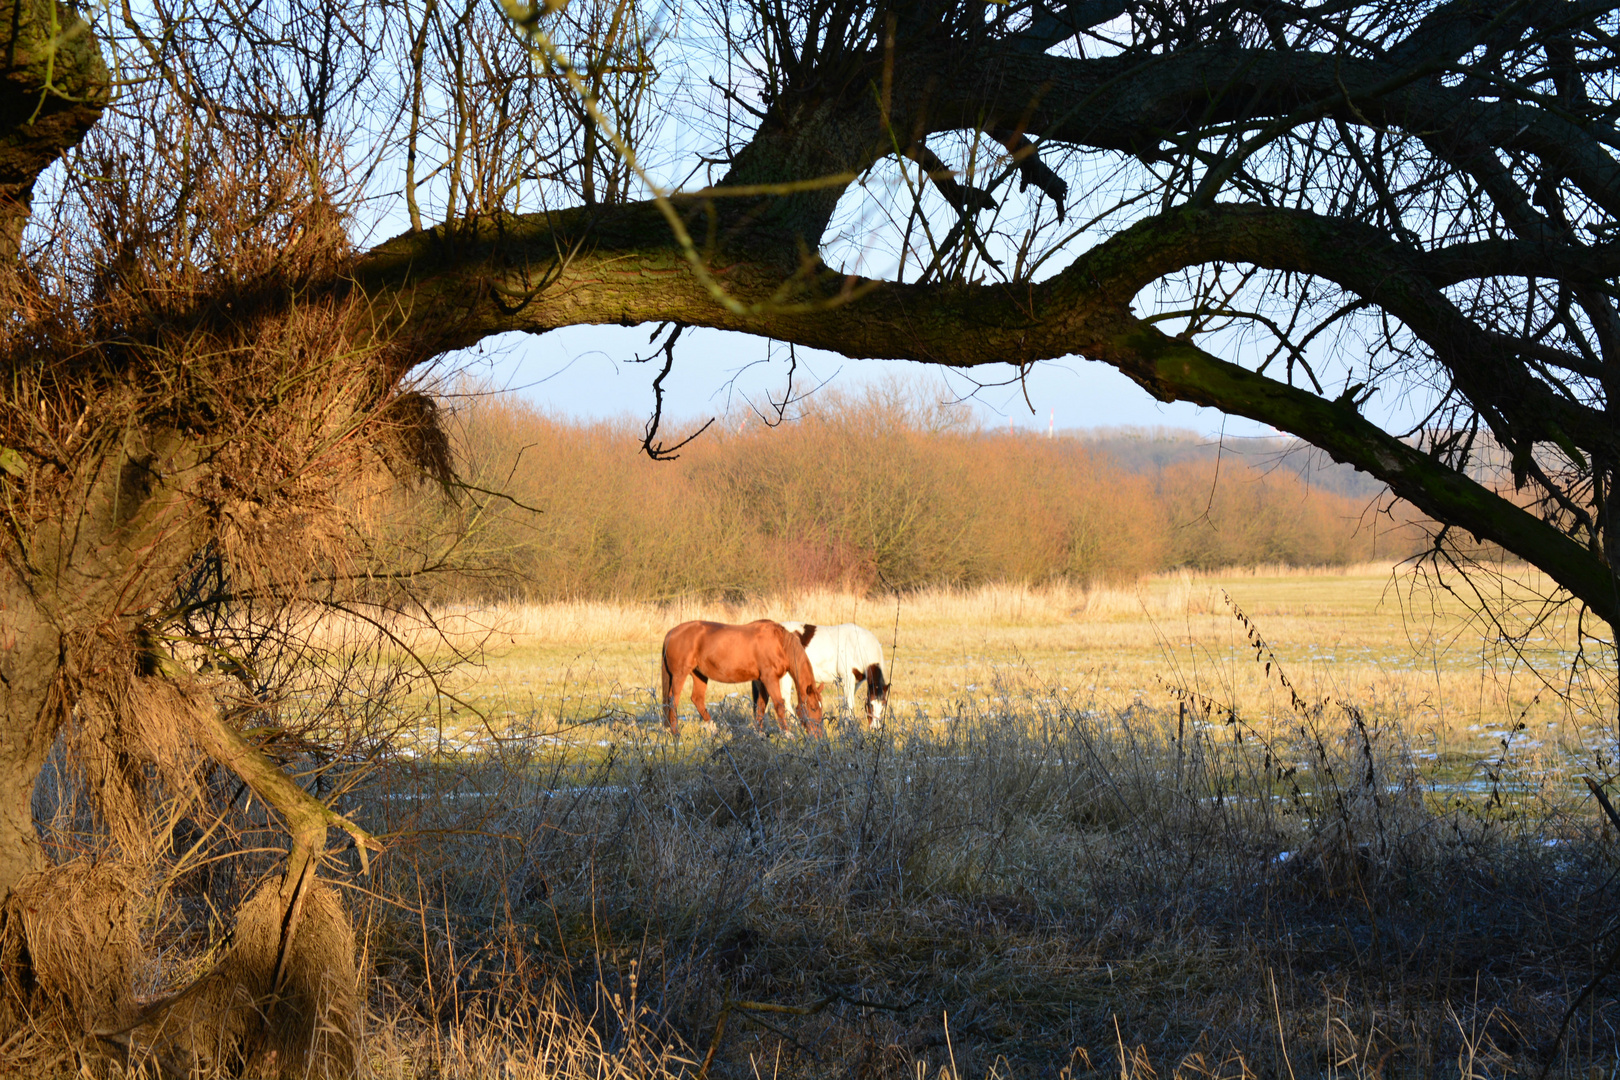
[401,562,1608,774]
[320,563,1620,1080]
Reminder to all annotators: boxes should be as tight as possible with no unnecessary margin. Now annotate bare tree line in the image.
[433,386,1430,601]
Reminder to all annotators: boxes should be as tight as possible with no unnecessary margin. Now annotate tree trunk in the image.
[0,610,59,898]
[0,0,110,263]
[0,429,205,897]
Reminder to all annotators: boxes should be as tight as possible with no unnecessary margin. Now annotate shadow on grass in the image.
[345,680,1620,1080]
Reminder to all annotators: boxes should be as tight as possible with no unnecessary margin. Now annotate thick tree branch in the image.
[189,706,380,890]
[904,142,998,214]
[1058,204,1618,461]
[950,45,1620,216]
[360,201,1613,461]
[701,32,1620,264]
[1003,0,1129,54]
[990,129,1066,220]
[1423,237,1620,287]
[352,198,1620,619]
[0,0,109,260]
[1095,318,1620,628]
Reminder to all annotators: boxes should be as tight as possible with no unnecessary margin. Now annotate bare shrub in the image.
[432,384,1422,604]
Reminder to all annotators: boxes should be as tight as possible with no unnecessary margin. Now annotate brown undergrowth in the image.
[6,594,1615,1079]
[345,673,1620,1080]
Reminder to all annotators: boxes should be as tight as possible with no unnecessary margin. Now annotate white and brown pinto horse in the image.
[660,620,824,737]
[753,622,891,728]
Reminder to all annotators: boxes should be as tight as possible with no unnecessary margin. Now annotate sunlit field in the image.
[341,562,1620,1080]
[390,562,1610,774]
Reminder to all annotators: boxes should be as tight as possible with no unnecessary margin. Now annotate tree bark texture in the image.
[0,0,106,262]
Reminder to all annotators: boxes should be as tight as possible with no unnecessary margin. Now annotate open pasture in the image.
[349,563,1620,1080]
[400,563,1608,777]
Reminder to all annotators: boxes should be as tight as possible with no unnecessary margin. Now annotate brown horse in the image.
[660,620,824,737]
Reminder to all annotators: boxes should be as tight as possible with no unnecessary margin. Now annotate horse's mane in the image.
[781,626,817,685]
[798,624,816,648]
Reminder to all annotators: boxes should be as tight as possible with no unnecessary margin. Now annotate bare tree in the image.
[367,0,1620,638]
[3,0,1620,1069]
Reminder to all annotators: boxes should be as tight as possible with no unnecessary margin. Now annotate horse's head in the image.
[800,678,824,723]
[862,663,889,729]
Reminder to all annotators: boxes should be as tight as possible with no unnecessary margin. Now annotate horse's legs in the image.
[749,679,770,733]
[690,672,713,725]
[781,672,801,734]
[770,679,792,736]
[662,656,683,736]
[753,676,789,736]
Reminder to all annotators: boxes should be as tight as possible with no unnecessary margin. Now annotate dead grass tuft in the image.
[376,390,457,492]
[0,860,142,1040]
[131,879,359,1078]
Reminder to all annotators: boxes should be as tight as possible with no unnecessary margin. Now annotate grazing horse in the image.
[752,622,891,728]
[660,620,824,737]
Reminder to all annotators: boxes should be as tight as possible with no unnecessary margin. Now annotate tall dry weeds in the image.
[344,670,1616,1080]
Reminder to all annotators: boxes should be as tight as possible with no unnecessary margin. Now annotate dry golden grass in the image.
[402,562,1607,770]
[58,567,1607,1080]
[108,561,1591,1080]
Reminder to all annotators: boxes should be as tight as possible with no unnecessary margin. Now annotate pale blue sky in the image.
[449,324,1278,437]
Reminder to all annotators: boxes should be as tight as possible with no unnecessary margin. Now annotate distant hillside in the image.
[1076,427,1390,502]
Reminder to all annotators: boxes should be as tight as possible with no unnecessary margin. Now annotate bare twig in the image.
[635,322,714,460]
